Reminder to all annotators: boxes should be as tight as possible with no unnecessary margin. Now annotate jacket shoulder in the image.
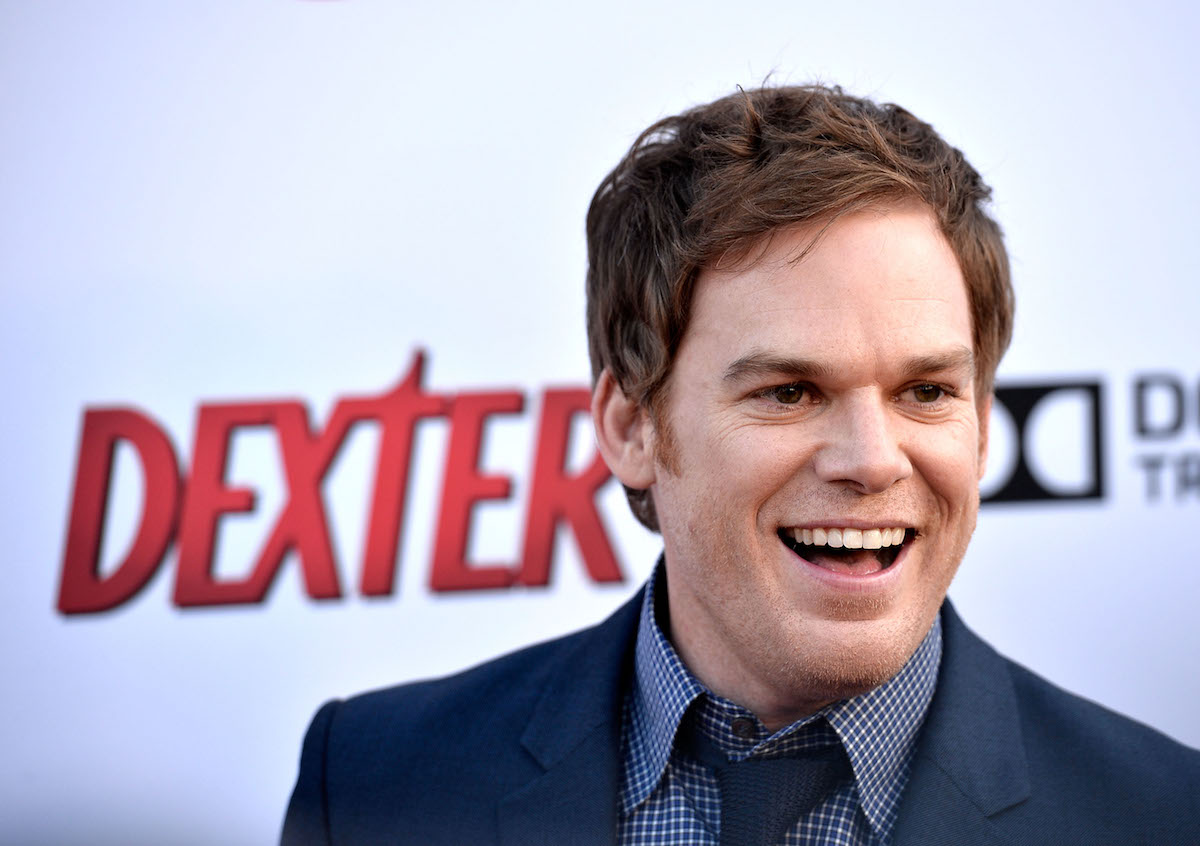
[1005,656,1200,793]
[992,647,1200,841]
[336,624,598,786]
[281,589,645,845]
[896,605,1200,845]
[335,622,591,751]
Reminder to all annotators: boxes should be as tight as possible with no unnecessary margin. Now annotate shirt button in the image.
[731,717,757,739]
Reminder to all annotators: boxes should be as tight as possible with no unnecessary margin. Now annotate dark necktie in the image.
[687,718,852,846]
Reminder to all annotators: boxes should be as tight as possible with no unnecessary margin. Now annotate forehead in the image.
[680,205,973,376]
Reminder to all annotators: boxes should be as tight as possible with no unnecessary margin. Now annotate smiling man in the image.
[595,202,985,735]
[282,86,1200,845]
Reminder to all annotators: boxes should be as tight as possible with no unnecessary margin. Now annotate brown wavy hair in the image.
[586,84,1014,530]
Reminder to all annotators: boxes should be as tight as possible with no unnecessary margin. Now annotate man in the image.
[282,85,1200,845]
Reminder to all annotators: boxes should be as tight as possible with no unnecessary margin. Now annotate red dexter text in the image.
[58,353,622,613]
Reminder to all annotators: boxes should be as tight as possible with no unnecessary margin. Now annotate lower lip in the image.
[784,537,911,595]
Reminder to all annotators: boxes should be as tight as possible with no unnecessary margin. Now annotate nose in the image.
[813,393,912,494]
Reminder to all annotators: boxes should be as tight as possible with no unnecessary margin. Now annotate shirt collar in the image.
[620,561,942,837]
[620,562,708,814]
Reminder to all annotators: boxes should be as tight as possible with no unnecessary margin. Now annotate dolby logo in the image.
[981,381,1105,504]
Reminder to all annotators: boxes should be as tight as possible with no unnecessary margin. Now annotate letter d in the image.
[1134,374,1185,438]
[58,408,180,614]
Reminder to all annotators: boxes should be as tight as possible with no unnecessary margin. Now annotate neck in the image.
[661,577,844,731]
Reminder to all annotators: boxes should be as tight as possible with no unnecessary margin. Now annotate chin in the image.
[777,613,930,704]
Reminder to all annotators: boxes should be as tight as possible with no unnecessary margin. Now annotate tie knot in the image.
[684,717,852,846]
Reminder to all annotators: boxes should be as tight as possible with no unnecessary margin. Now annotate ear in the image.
[976,392,992,482]
[592,369,657,489]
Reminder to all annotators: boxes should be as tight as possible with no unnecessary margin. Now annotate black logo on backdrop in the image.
[984,373,1200,506]
[983,382,1105,505]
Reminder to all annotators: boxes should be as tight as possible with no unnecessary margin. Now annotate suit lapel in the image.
[891,602,1031,846]
[497,589,644,846]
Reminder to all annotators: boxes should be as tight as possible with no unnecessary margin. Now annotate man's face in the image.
[649,203,987,727]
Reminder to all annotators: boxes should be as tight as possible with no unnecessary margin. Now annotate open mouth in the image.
[778,526,915,574]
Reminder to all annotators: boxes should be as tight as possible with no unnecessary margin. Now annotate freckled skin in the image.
[645,203,989,730]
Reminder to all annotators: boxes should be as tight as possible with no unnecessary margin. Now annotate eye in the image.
[770,384,806,404]
[910,384,944,403]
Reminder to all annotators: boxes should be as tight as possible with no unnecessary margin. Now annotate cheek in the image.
[718,430,805,503]
[677,416,789,481]
[661,437,792,539]
[910,427,984,510]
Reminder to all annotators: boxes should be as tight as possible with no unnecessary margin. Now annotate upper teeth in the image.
[790,527,907,550]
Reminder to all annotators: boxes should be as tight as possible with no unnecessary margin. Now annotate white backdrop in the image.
[2,2,1198,843]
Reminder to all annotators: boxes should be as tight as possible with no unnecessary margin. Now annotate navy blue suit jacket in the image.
[281,594,1200,844]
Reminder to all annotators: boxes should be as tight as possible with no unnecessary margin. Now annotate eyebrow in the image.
[899,346,975,380]
[723,345,975,383]
[723,353,836,383]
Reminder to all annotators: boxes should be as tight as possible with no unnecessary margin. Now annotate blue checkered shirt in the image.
[617,566,942,845]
